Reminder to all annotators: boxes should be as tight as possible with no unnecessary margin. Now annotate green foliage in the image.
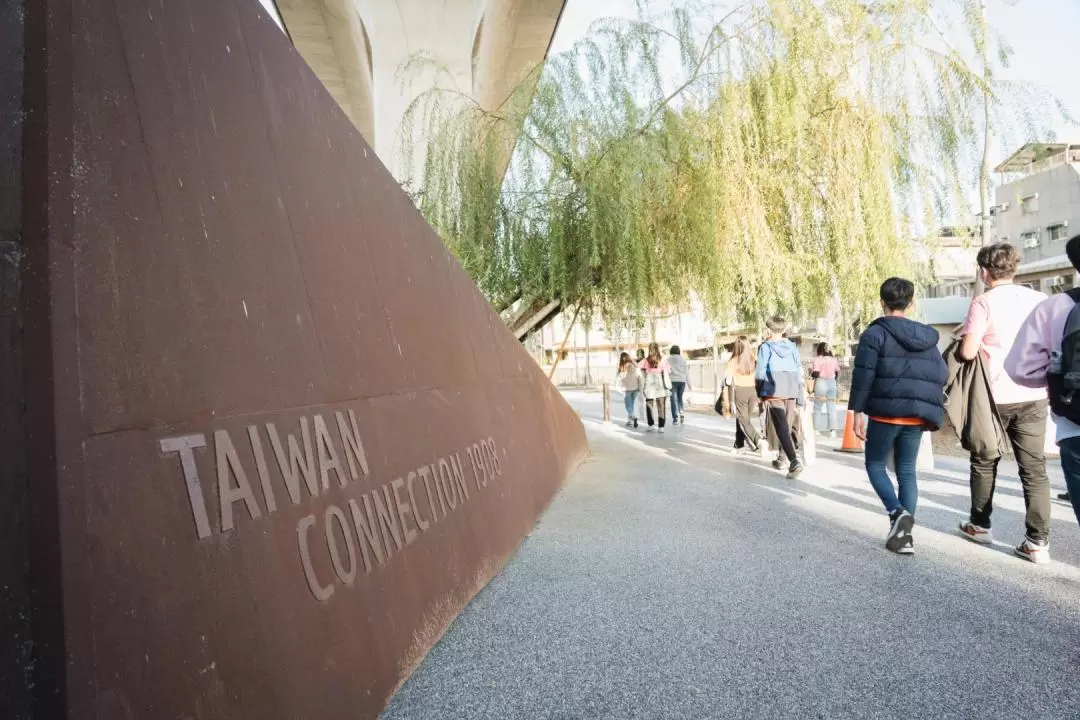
[402,0,1049,333]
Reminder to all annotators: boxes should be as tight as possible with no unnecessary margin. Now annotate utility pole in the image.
[978,0,993,249]
[978,0,1021,248]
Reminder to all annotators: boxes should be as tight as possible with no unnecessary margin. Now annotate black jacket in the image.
[849,316,949,429]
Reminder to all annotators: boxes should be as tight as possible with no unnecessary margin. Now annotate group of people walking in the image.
[724,326,840,479]
[616,343,690,432]
[850,240,1080,559]
[613,236,1080,562]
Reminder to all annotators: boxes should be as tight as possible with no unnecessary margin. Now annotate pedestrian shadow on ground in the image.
[584,412,1080,572]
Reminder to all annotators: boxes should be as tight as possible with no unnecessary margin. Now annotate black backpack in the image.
[1048,288,1080,422]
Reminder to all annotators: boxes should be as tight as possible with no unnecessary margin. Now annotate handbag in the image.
[714,395,724,414]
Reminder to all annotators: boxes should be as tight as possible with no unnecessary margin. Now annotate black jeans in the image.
[969,400,1051,544]
[733,385,760,450]
[764,398,798,464]
[645,396,667,427]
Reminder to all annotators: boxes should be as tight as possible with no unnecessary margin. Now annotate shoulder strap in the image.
[1065,293,1080,337]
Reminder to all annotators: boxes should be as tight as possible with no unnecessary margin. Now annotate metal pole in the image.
[711,325,719,399]
[978,0,992,251]
[584,320,591,386]
[573,322,580,385]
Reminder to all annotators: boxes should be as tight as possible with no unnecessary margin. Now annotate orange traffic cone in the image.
[838,410,864,453]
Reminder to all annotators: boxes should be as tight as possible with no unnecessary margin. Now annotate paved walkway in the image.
[382,391,1080,719]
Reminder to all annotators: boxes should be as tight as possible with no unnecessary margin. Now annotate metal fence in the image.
[549,357,854,400]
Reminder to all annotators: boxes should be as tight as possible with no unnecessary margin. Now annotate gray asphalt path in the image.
[382,391,1080,720]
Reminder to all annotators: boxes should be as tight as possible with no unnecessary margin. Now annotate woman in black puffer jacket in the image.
[849,277,948,556]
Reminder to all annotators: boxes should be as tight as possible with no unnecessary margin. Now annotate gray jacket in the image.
[942,340,1008,459]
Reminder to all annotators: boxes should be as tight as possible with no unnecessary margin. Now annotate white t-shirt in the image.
[961,283,1048,405]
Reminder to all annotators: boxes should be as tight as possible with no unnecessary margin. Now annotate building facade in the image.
[992,143,1080,294]
[911,230,978,350]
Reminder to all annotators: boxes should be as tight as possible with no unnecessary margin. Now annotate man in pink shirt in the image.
[1006,234,1080,529]
[957,243,1052,563]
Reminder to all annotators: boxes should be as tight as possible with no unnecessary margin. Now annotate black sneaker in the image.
[786,461,804,480]
[886,509,914,554]
[1058,491,1071,502]
[633,418,639,428]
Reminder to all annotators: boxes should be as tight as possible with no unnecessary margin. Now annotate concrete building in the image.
[911,229,978,349]
[264,0,566,182]
[992,142,1080,293]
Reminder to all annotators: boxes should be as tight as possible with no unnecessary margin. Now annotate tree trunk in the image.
[547,305,582,381]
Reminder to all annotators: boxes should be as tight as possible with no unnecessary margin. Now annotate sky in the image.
[549,0,1080,171]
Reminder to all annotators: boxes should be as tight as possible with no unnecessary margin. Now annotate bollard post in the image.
[602,383,611,422]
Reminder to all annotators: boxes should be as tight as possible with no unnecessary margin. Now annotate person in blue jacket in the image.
[756,316,805,479]
[849,277,948,555]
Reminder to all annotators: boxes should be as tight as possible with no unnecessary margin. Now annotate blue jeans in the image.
[1057,437,1080,527]
[812,378,838,432]
[670,381,686,418]
[864,419,923,516]
[623,390,640,420]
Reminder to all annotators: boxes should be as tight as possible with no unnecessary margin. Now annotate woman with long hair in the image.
[638,342,670,432]
[810,342,841,437]
[616,351,643,428]
[726,336,760,453]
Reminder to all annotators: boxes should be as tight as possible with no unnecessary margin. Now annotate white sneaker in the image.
[958,521,994,545]
[659,426,666,433]
[1014,538,1051,564]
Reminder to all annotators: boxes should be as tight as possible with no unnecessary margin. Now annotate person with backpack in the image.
[756,317,804,479]
[850,277,948,555]
[1006,234,1080,529]
[957,243,1052,564]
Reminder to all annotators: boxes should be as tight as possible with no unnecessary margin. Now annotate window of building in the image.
[1021,194,1039,214]
[1049,224,1069,242]
[1021,231,1040,249]
[1048,274,1075,295]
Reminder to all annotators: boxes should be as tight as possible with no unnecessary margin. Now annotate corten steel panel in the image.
[15,0,588,717]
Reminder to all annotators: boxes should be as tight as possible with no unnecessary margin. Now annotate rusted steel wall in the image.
[1,0,30,716]
[12,0,587,717]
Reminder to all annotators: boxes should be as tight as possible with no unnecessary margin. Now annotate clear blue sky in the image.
[550,0,1080,166]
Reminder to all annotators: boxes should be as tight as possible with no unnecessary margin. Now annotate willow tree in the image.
[403,0,1039,336]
